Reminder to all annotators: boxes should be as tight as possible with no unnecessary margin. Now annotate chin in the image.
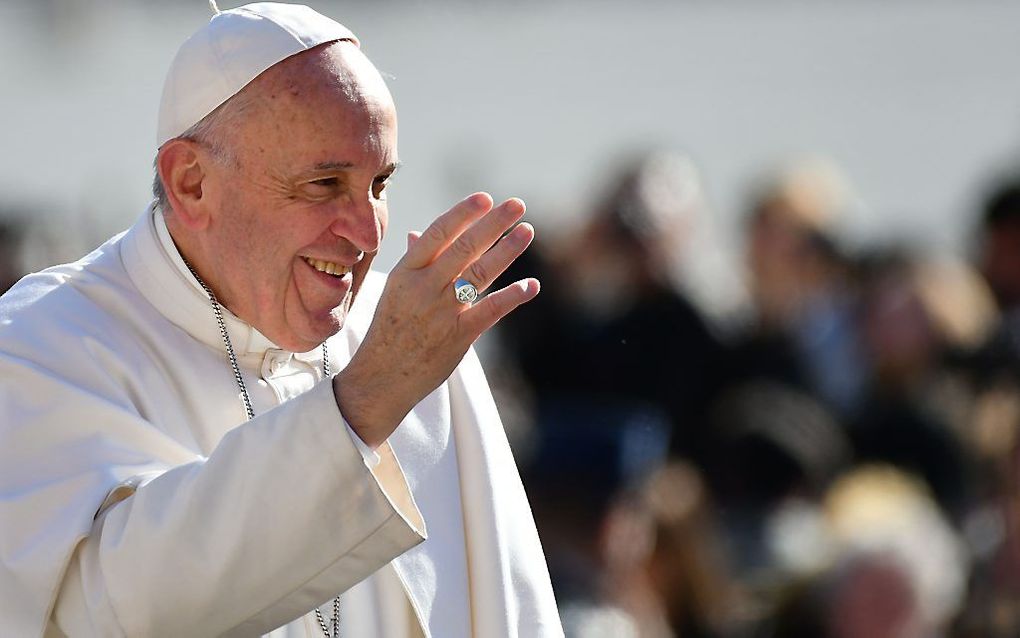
[299,323,342,352]
[276,291,355,352]
[265,319,335,354]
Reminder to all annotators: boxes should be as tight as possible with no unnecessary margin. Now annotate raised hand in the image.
[333,193,539,446]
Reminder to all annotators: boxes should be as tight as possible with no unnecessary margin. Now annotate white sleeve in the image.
[50,380,425,637]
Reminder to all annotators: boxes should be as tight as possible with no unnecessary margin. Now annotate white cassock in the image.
[0,204,563,638]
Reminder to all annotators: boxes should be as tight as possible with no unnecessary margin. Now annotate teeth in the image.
[304,257,351,277]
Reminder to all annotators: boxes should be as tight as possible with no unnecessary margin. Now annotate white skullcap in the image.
[156,2,359,148]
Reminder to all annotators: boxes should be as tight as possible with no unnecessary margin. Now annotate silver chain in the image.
[315,593,341,638]
[185,261,340,637]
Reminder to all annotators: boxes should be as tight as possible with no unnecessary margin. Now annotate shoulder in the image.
[0,231,144,366]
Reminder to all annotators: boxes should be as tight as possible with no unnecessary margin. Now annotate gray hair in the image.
[152,90,256,213]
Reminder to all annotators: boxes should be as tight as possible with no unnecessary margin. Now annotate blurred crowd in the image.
[3,152,1020,637]
[487,153,1020,638]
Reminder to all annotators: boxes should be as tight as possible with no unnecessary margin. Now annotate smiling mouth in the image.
[303,257,352,278]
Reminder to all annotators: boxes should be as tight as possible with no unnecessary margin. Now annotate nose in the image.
[329,194,383,254]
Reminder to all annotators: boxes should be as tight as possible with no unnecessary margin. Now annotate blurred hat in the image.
[605,151,704,243]
[157,1,358,148]
[753,156,853,235]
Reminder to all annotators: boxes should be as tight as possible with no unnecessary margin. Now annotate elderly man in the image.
[0,3,561,637]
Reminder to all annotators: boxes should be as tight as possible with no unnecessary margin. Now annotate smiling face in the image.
[175,42,398,352]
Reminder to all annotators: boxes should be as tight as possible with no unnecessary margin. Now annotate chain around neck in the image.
[183,260,339,637]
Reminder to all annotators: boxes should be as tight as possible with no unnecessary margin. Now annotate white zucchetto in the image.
[157,2,358,148]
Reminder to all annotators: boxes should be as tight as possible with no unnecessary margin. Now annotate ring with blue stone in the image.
[453,278,479,304]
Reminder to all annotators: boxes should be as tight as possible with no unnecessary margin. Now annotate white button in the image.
[262,349,293,379]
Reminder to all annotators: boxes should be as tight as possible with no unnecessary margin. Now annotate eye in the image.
[372,175,392,200]
[300,176,341,201]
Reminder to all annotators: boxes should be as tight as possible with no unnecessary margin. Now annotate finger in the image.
[431,197,526,283]
[460,222,535,293]
[406,230,421,250]
[458,278,540,337]
[402,193,493,269]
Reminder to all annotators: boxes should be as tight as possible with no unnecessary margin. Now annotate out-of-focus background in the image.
[5,1,1020,636]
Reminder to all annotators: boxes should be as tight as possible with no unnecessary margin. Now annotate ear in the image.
[157,139,213,231]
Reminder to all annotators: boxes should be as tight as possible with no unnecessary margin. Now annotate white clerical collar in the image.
[152,204,208,298]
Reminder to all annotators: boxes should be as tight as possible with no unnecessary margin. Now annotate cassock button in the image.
[262,349,292,379]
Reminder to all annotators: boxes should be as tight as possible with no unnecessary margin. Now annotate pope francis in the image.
[0,3,562,637]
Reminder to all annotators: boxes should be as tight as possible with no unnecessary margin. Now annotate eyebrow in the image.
[313,161,354,171]
[312,160,403,174]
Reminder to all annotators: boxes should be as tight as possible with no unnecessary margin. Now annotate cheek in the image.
[218,196,293,296]
[212,197,258,270]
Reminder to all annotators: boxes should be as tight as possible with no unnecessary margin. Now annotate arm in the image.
[49,380,424,636]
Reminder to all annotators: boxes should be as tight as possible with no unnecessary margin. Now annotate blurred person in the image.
[976,176,1020,316]
[823,466,968,632]
[732,157,866,418]
[852,249,988,519]
[769,553,920,638]
[494,150,727,460]
[525,401,672,638]
[0,4,561,637]
[643,462,743,638]
[954,177,1020,635]
[768,466,968,638]
[968,176,1020,400]
[700,382,850,593]
[950,233,1020,637]
[965,177,1020,502]
[858,250,996,390]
